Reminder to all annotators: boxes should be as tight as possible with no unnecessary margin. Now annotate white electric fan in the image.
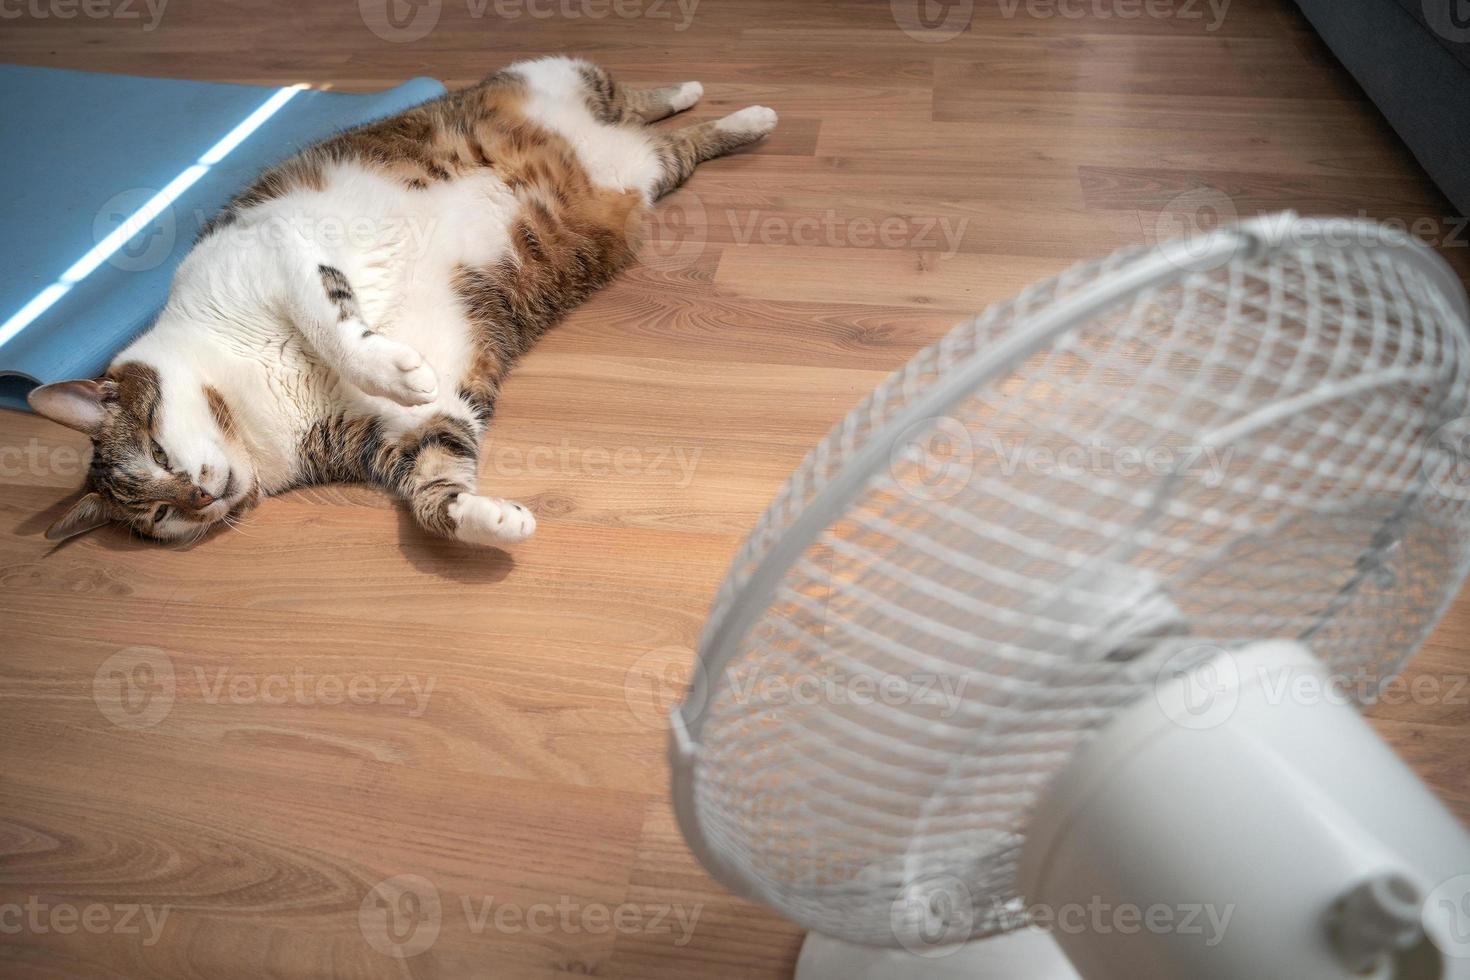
[669,213,1470,979]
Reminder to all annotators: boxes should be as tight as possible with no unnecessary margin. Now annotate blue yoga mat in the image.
[0,65,447,411]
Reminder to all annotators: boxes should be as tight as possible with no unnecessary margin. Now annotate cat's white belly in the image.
[126,161,521,489]
[236,163,518,445]
[316,163,514,431]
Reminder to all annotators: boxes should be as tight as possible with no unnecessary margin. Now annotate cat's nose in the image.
[190,488,215,509]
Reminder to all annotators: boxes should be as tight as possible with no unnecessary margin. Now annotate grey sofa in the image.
[1295,0,1470,215]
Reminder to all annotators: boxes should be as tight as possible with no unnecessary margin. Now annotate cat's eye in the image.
[150,439,170,470]
[152,505,170,523]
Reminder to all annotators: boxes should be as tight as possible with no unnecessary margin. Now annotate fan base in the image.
[795,929,1082,980]
[1018,640,1470,979]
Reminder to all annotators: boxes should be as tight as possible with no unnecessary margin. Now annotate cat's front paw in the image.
[447,494,537,546]
[350,336,439,406]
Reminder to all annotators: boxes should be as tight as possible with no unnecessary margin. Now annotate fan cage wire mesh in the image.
[679,228,1470,948]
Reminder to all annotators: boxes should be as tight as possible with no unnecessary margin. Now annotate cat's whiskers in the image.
[222,512,253,537]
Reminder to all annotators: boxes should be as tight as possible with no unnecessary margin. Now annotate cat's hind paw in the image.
[448,494,537,546]
[717,105,778,140]
[350,335,439,406]
[670,81,703,112]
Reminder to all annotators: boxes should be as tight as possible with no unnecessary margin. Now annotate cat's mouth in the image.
[197,470,245,523]
[199,498,232,523]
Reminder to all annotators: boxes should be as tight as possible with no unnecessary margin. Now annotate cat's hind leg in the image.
[624,82,703,123]
[649,106,778,200]
[392,414,535,546]
[568,60,700,123]
[305,410,535,546]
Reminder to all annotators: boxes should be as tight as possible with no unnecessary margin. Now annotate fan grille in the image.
[683,230,1470,947]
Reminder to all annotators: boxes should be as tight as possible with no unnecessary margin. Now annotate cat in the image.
[28,56,776,547]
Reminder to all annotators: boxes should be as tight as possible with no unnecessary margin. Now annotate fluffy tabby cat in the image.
[29,57,776,546]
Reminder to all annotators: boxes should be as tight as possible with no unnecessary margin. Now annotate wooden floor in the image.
[3,1,1469,977]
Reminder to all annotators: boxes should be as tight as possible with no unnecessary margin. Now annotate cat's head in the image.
[29,362,257,543]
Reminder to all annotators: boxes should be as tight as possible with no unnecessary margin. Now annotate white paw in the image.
[718,105,778,138]
[352,336,439,406]
[448,494,537,546]
[671,81,703,112]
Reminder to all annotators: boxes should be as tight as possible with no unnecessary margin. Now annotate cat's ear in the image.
[28,379,115,434]
[45,492,112,542]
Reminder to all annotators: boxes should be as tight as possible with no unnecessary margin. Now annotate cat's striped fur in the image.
[29,58,776,545]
